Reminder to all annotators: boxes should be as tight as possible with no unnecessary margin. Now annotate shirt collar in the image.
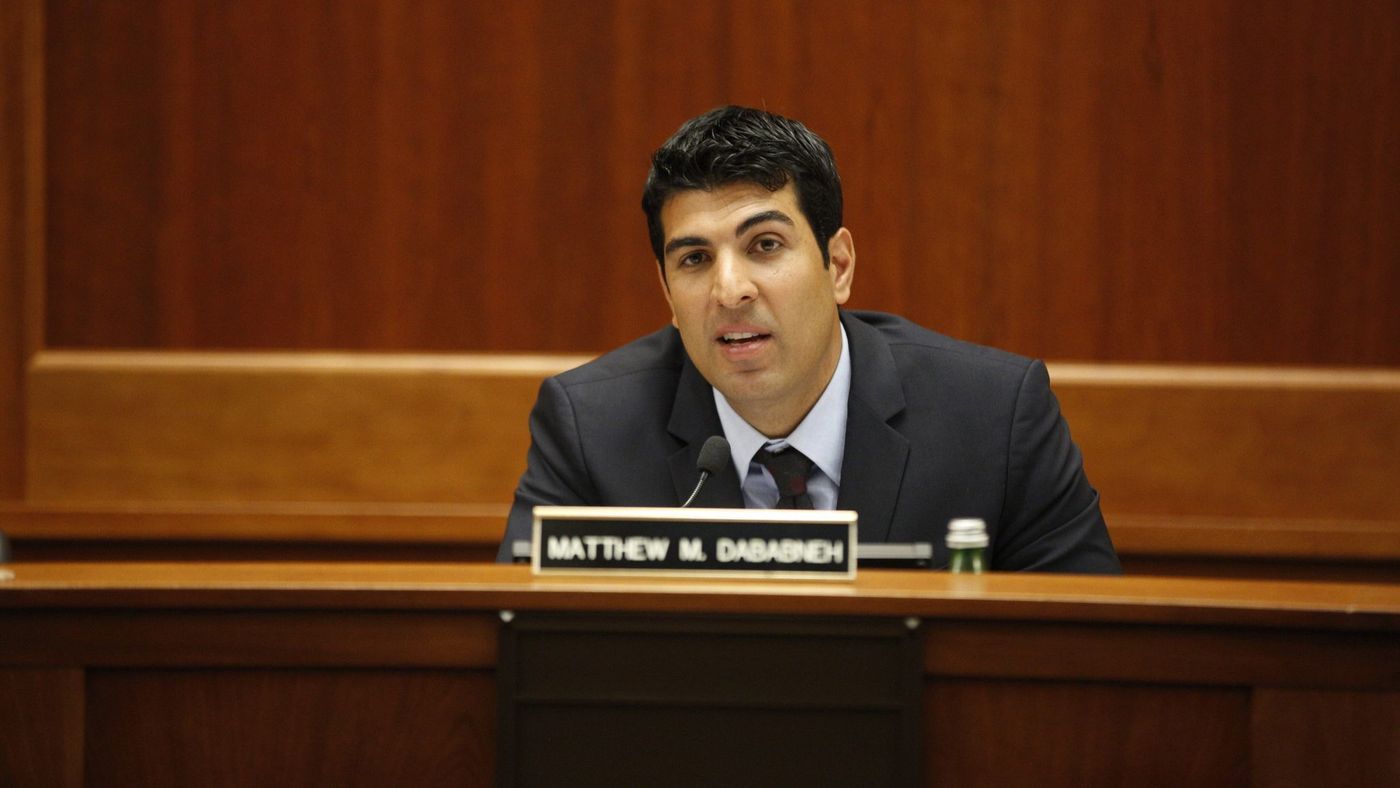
[712,324,850,484]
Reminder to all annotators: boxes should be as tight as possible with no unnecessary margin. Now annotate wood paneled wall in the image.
[37,0,1400,363]
[4,2,1398,572]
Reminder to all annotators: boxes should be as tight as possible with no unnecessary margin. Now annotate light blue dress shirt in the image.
[712,325,850,510]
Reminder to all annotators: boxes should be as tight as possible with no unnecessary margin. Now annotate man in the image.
[497,106,1119,573]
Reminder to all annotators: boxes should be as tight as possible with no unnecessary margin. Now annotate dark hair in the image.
[641,106,843,267]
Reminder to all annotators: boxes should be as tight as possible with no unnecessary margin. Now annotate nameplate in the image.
[531,506,857,580]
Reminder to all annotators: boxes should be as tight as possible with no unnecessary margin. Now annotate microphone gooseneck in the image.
[681,436,731,507]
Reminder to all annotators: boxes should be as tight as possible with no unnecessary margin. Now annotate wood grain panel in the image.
[0,500,508,562]
[0,500,508,543]
[85,669,495,788]
[0,610,499,667]
[0,668,83,788]
[1,567,1393,788]
[3,564,1396,632]
[2,502,1397,576]
[23,353,1398,575]
[0,0,43,500]
[26,351,584,503]
[4,511,1378,580]
[925,679,1251,787]
[1252,688,1400,788]
[1118,555,1398,585]
[41,0,668,353]
[924,622,1399,689]
[0,4,20,499]
[8,539,496,564]
[39,1,1400,364]
[1051,365,1400,522]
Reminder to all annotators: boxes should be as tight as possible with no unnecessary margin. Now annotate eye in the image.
[677,250,708,268]
[752,236,783,255]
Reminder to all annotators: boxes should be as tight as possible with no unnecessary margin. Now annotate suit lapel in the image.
[660,314,909,523]
[836,314,909,543]
[666,356,744,508]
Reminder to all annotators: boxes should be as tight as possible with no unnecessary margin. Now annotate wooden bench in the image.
[4,351,1397,580]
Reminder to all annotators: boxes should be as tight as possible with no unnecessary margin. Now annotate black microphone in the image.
[681,436,731,507]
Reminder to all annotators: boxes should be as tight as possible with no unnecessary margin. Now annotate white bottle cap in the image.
[946,518,989,549]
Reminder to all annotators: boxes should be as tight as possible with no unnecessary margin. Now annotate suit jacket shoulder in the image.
[848,310,1033,378]
[838,310,1118,573]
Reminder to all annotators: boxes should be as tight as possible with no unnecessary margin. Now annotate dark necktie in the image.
[754,446,816,509]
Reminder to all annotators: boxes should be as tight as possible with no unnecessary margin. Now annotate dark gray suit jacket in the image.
[497,310,1119,572]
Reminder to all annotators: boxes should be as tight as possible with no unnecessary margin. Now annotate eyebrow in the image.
[735,210,794,237]
[662,210,797,257]
[664,235,707,256]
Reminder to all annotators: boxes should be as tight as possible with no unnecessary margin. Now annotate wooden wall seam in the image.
[21,0,43,362]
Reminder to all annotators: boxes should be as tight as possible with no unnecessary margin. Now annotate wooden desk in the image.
[1,564,1396,787]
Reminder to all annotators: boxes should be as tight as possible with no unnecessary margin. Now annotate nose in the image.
[711,250,757,308]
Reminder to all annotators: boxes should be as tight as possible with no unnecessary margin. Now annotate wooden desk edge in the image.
[1,563,1396,632]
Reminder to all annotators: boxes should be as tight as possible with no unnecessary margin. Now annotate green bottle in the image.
[946,518,988,574]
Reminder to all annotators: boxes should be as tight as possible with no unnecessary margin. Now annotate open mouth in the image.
[719,332,768,345]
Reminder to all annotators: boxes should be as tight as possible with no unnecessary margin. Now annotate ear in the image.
[826,227,856,305]
[656,262,679,328]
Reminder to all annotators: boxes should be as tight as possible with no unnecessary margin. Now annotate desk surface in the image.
[2,562,1396,631]
[3,562,1396,788]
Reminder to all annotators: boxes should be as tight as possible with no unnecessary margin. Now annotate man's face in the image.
[657,181,855,436]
